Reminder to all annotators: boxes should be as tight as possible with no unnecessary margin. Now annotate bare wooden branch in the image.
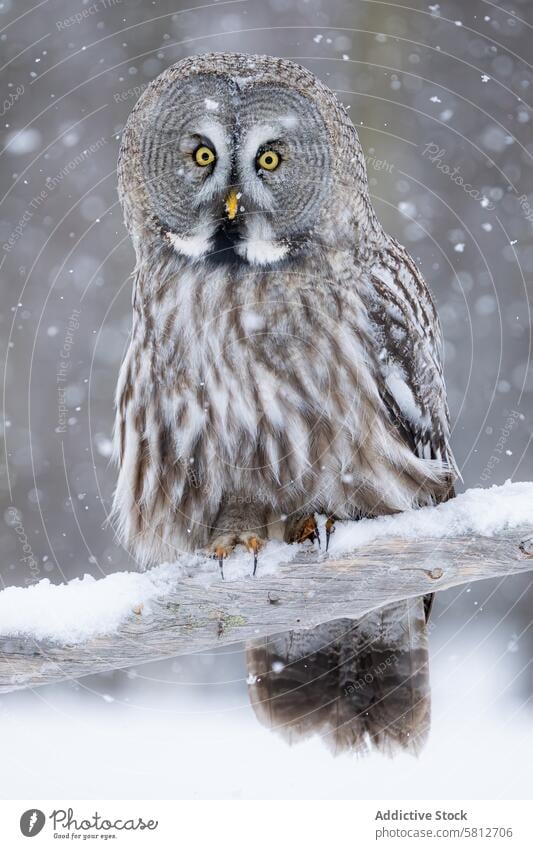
[1,527,532,694]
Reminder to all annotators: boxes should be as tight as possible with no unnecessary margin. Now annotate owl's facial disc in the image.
[140,76,332,266]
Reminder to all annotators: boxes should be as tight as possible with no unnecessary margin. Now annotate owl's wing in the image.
[367,238,458,478]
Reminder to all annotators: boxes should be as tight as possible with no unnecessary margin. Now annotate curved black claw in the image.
[325,517,335,552]
[306,528,320,547]
[213,554,225,580]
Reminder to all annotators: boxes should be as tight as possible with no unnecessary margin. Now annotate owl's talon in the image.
[206,533,265,578]
[212,545,232,580]
[206,542,235,580]
[325,517,336,552]
[286,514,320,546]
[243,535,264,577]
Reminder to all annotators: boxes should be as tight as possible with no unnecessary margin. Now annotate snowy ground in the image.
[0,618,531,800]
[0,481,532,643]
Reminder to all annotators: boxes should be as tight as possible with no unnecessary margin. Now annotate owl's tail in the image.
[245,597,430,757]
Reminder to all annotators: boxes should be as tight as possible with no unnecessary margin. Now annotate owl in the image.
[113,53,457,575]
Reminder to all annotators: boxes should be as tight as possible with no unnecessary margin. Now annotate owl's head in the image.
[119,53,375,268]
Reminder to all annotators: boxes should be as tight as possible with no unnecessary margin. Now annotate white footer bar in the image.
[1,800,531,848]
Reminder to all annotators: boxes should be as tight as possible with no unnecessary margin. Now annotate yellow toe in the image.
[244,536,264,554]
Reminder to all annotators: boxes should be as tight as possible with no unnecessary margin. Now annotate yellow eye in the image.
[257,149,280,171]
[194,145,216,167]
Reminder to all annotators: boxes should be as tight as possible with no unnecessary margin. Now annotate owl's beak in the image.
[224,189,239,221]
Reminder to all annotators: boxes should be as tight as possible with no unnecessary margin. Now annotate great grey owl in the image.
[114,52,457,573]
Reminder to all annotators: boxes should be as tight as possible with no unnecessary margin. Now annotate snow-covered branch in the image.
[0,482,532,694]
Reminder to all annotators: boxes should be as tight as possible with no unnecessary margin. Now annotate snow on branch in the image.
[1,481,532,694]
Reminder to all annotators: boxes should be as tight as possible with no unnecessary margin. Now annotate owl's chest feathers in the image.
[147,252,372,371]
[131,258,390,483]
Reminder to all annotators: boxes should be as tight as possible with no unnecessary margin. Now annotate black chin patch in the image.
[207,223,243,266]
